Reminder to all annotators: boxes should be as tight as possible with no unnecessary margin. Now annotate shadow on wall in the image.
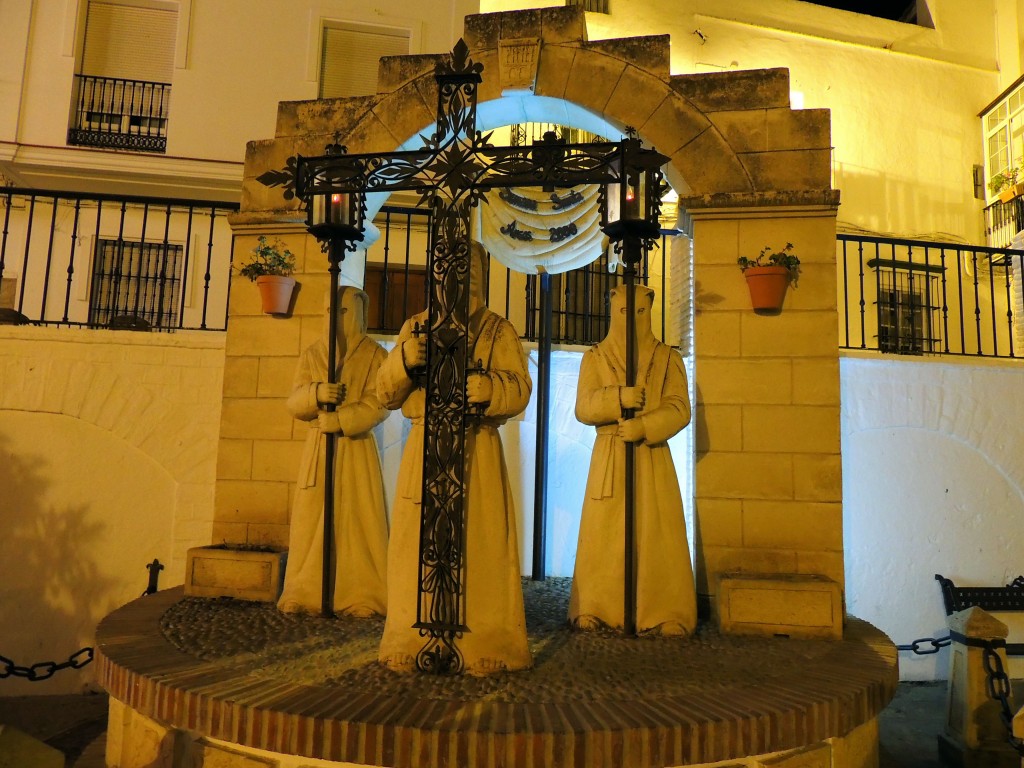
[0,429,121,695]
[834,160,979,240]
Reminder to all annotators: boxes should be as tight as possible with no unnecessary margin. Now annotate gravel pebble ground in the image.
[160,576,848,704]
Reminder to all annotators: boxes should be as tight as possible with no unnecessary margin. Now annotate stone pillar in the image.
[939,606,1019,768]
[213,223,324,548]
[686,196,843,636]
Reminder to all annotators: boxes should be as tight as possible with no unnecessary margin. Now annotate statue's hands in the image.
[402,336,427,373]
[466,372,493,404]
[317,412,343,435]
[616,416,645,443]
[619,386,646,410]
[316,382,345,405]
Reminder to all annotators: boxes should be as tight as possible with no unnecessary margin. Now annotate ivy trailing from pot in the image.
[737,242,800,313]
[238,235,297,315]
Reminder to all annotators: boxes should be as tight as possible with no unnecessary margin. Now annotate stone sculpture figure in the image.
[569,283,697,636]
[377,241,533,674]
[277,286,389,617]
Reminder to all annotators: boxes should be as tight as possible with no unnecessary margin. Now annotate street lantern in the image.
[296,150,366,619]
[598,133,668,638]
[601,136,666,245]
[308,190,365,245]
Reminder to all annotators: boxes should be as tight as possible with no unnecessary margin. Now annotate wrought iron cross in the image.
[269,39,665,674]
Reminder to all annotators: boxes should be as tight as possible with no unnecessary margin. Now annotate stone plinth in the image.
[97,582,897,768]
[939,606,1019,768]
[184,545,287,602]
[716,573,844,640]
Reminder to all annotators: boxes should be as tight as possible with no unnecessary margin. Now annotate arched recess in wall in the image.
[0,410,175,694]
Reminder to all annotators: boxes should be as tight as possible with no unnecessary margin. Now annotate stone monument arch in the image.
[95,7,888,768]
[232,4,842,631]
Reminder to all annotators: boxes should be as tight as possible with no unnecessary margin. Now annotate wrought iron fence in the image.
[0,187,237,331]
[67,75,171,153]
[363,204,676,346]
[838,233,1024,359]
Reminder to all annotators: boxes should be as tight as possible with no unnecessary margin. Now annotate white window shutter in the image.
[82,1,177,83]
[320,24,410,99]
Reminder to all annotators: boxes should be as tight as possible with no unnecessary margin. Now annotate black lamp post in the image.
[600,134,667,637]
[303,158,366,618]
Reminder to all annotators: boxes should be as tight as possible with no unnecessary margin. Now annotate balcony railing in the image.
[67,75,171,153]
[0,187,237,331]
[838,233,1024,359]
[984,197,1024,249]
[15,187,1014,360]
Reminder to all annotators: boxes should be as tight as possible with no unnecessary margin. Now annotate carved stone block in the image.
[184,545,287,602]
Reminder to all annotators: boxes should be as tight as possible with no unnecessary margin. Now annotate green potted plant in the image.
[737,242,800,312]
[238,235,297,315]
[989,167,1023,204]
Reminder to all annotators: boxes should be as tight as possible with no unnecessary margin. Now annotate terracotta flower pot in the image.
[742,265,792,311]
[255,275,296,315]
[999,183,1024,204]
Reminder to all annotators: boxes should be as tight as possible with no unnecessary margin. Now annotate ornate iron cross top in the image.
[273,39,666,674]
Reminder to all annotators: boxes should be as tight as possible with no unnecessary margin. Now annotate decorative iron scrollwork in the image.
[288,37,668,674]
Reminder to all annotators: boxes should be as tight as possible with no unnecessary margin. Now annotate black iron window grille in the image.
[565,0,610,13]
[870,260,941,355]
[67,75,170,153]
[361,204,673,345]
[89,238,182,330]
[508,122,607,147]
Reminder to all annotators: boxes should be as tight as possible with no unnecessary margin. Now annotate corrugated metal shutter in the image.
[81,1,176,83]
[320,24,410,99]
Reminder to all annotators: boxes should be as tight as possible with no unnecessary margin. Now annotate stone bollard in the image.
[938,606,1019,768]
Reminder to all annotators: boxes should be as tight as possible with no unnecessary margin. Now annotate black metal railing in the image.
[838,233,1024,359]
[565,0,610,13]
[364,204,676,346]
[985,197,1024,249]
[0,187,237,331]
[984,198,1024,249]
[67,75,171,153]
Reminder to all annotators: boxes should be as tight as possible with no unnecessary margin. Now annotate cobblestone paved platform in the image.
[95,580,898,767]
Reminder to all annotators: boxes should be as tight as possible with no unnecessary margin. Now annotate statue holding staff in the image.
[569,283,696,636]
[277,286,389,617]
[376,242,533,674]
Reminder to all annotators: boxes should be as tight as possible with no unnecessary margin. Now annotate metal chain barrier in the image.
[0,559,162,683]
[0,647,94,681]
[897,635,952,655]
[981,643,1024,756]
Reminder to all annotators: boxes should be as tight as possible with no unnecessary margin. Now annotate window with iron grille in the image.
[565,0,610,13]
[89,238,182,329]
[874,266,940,355]
[365,262,428,334]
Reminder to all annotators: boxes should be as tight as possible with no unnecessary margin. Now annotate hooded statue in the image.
[277,285,389,617]
[376,241,533,674]
[569,283,697,636]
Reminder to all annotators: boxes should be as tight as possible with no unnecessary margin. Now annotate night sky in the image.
[804,0,916,21]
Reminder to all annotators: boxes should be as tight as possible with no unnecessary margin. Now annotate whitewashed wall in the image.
[0,327,224,695]
[842,353,1024,681]
[484,0,998,244]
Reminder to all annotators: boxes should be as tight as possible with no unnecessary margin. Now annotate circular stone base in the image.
[97,579,897,768]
